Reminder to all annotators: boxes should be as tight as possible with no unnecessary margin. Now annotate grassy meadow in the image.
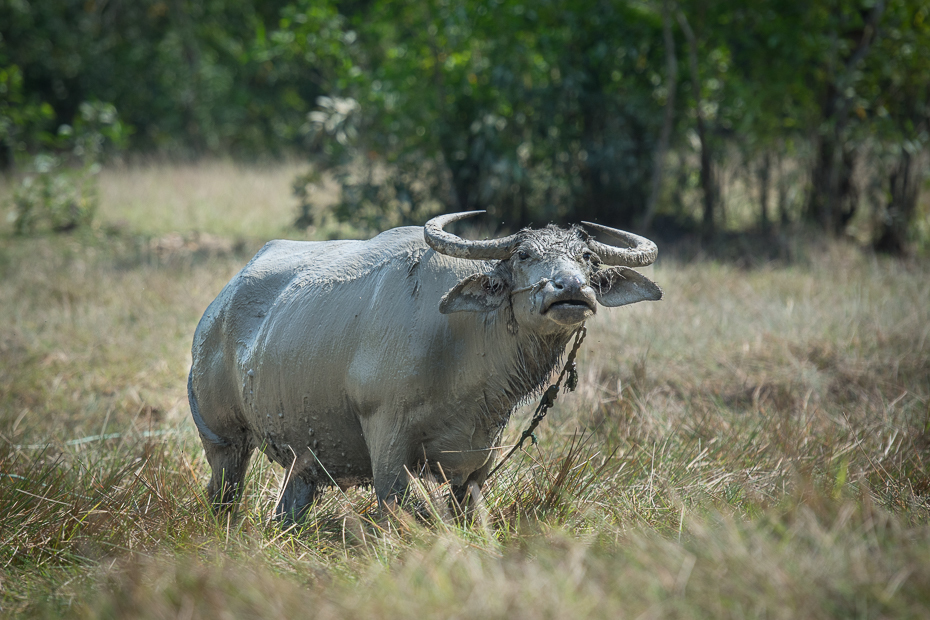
[1,161,929,618]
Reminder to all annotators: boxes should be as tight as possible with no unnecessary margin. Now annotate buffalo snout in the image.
[540,273,597,326]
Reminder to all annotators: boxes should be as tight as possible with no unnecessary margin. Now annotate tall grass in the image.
[1,161,929,618]
[96,159,313,239]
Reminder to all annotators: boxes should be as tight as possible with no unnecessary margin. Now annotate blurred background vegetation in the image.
[2,0,928,253]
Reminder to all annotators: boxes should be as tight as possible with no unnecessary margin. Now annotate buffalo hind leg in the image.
[275,476,318,524]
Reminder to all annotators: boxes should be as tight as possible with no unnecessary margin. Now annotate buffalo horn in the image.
[424,211,518,260]
[581,221,658,267]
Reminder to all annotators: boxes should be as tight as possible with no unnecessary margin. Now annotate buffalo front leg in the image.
[450,458,493,517]
[372,463,412,513]
[275,475,318,524]
[203,438,253,511]
[365,434,412,512]
[189,373,254,511]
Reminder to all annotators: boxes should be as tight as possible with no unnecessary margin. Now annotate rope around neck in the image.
[485,323,588,481]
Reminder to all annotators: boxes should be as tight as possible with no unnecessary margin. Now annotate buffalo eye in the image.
[517,250,530,261]
[582,251,600,264]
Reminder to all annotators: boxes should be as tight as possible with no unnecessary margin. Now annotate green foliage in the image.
[11,154,98,234]
[0,63,56,167]
[10,101,129,235]
[289,0,926,241]
[3,0,929,248]
[293,0,670,230]
[861,1,930,252]
[0,0,324,155]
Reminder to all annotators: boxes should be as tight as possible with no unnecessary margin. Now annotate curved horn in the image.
[581,221,658,267]
[424,211,518,260]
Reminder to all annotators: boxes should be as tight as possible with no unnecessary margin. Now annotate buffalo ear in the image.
[440,273,510,314]
[592,267,663,307]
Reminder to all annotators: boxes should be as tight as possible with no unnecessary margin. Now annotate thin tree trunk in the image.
[676,9,715,239]
[776,153,791,227]
[170,0,204,147]
[874,148,924,254]
[643,2,678,232]
[758,152,771,233]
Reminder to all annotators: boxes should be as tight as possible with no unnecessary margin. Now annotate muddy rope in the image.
[485,323,587,481]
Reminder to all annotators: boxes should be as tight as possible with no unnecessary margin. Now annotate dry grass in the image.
[1,161,929,618]
[96,159,312,239]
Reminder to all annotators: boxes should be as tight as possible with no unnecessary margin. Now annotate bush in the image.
[9,101,128,235]
[11,154,98,234]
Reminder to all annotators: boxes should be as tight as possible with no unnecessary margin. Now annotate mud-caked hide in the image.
[189,211,662,520]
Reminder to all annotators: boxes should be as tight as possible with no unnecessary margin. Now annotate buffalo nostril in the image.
[553,275,583,291]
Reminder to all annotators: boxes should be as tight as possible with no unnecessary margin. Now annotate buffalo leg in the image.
[371,454,413,511]
[450,460,492,516]
[203,438,253,511]
[275,475,318,524]
[362,418,413,510]
[190,372,253,510]
[373,469,411,512]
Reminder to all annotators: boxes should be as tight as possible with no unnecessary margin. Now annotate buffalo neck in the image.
[467,308,577,429]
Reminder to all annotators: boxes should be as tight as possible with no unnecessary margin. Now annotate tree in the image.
[642,1,678,232]
[804,0,886,234]
[675,7,716,237]
[297,0,669,232]
[0,63,55,170]
[0,0,328,156]
[864,0,930,254]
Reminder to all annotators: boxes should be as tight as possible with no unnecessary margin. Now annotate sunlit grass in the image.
[95,159,314,239]
[1,161,929,618]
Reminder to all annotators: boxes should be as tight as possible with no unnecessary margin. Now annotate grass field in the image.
[2,161,929,618]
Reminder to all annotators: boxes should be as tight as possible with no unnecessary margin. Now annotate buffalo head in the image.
[424,211,662,336]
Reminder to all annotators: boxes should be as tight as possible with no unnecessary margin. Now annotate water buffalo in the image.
[189,211,661,520]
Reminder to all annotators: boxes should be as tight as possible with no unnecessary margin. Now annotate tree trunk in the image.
[776,152,793,226]
[0,140,12,172]
[807,108,859,235]
[676,10,715,239]
[805,0,885,234]
[873,149,924,255]
[758,151,771,233]
[170,0,205,148]
[643,2,678,232]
